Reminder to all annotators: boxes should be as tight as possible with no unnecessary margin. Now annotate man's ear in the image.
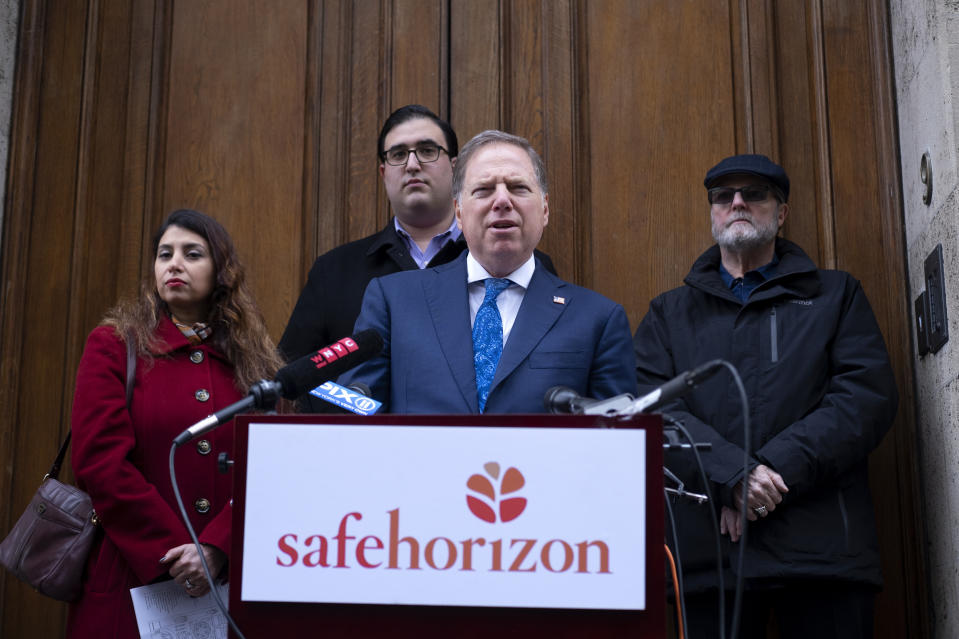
[378,163,386,179]
[778,202,789,229]
[542,193,549,227]
[455,200,463,230]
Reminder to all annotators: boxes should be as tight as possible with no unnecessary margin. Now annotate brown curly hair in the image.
[102,209,285,392]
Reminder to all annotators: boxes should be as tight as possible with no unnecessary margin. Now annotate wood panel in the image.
[770,0,824,260]
[309,0,350,258]
[1,0,87,634]
[867,0,931,625]
[506,0,581,284]
[820,2,929,636]
[69,0,147,388]
[0,1,928,637]
[450,0,501,140]
[389,0,447,116]
[344,0,387,243]
[586,0,735,325]
[162,0,307,336]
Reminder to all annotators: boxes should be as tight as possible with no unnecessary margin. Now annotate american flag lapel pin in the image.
[553,295,566,305]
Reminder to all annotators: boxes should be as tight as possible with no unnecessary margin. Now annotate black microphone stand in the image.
[166,380,284,639]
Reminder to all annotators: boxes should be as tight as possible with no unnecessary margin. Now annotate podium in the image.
[229,414,664,637]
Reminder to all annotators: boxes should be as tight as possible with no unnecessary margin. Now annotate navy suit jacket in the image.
[341,253,637,413]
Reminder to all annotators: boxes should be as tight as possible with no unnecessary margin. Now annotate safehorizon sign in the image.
[241,423,647,610]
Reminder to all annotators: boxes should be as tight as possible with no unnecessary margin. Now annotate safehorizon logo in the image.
[466,462,527,523]
[273,461,611,575]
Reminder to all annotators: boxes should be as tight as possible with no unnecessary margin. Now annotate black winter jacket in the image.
[634,238,897,592]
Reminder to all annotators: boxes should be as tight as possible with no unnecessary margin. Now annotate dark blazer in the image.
[340,253,637,413]
[279,219,556,411]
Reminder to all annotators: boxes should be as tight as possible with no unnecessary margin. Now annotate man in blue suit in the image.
[341,130,636,413]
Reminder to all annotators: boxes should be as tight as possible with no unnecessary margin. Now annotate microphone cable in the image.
[664,480,689,638]
[662,413,724,639]
[721,360,751,639]
[169,442,247,639]
[653,359,749,639]
[664,542,685,639]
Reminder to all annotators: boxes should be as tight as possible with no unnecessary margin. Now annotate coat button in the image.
[196,439,212,455]
[195,389,210,402]
[190,350,205,364]
[194,498,211,514]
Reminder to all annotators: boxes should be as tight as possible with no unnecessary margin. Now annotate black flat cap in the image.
[704,154,790,202]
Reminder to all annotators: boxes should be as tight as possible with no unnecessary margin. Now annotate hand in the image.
[719,506,743,543]
[733,464,789,521]
[160,543,226,597]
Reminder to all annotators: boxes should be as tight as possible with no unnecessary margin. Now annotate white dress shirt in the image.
[466,252,536,345]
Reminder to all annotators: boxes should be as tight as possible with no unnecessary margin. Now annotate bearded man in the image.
[632,154,897,639]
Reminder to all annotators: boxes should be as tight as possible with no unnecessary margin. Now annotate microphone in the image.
[544,386,636,416]
[173,329,383,445]
[347,382,372,396]
[272,329,383,399]
[630,359,724,413]
[544,386,596,414]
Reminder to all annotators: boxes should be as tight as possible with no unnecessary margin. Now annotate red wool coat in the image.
[67,317,244,638]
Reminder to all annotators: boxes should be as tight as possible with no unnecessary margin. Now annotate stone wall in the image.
[891,0,959,636]
[0,0,21,254]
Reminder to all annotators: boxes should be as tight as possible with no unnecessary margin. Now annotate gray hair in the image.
[452,130,548,200]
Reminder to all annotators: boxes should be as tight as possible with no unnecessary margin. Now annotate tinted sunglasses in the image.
[707,184,781,205]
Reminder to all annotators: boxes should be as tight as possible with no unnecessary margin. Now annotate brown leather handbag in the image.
[0,337,135,601]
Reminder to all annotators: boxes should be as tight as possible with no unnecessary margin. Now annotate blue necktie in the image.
[473,278,512,412]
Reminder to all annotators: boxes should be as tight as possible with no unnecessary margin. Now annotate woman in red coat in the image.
[67,210,284,638]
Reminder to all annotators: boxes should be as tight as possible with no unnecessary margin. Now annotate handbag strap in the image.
[125,334,136,408]
[47,334,136,480]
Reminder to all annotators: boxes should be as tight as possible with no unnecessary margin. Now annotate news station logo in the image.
[466,462,527,523]
[310,336,359,369]
[309,381,382,415]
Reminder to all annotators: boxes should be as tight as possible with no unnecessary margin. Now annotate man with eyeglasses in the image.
[279,105,555,411]
[633,154,897,638]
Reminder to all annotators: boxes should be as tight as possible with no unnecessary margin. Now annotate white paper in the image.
[130,579,229,639]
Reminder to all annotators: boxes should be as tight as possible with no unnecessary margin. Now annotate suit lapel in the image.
[424,257,479,412]
[491,265,568,391]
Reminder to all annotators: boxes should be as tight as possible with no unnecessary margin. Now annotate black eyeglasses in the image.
[707,185,781,205]
[382,143,449,166]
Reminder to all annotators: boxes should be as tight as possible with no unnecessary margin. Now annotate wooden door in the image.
[0,1,927,637]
